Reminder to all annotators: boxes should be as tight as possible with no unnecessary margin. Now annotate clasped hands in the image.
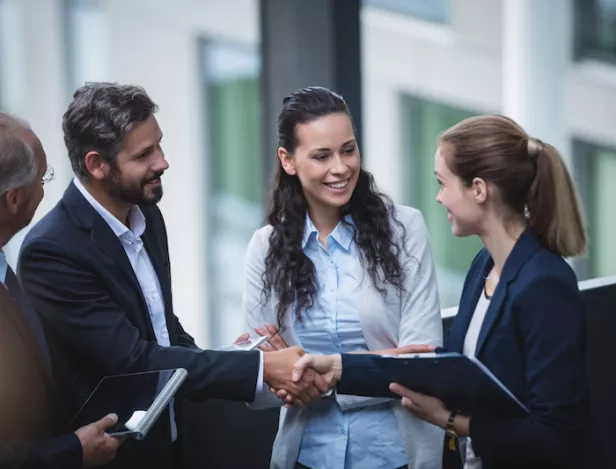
[245,324,438,411]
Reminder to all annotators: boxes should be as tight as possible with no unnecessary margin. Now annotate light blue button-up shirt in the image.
[0,251,7,284]
[296,216,407,469]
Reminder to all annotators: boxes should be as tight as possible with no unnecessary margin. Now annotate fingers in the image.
[265,323,289,348]
[95,413,119,432]
[233,332,250,344]
[255,328,275,351]
[106,434,125,450]
[389,383,426,406]
[300,370,322,401]
[292,355,313,382]
[396,344,436,355]
[389,384,418,413]
[255,325,288,351]
[389,383,412,398]
[259,342,276,352]
[400,397,415,412]
[312,371,331,393]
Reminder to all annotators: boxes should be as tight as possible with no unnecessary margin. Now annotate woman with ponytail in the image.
[293,115,589,469]
[242,86,445,469]
[381,115,588,469]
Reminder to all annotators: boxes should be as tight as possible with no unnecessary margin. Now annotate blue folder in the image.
[372,352,529,417]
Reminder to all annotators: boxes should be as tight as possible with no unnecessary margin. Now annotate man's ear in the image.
[3,187,26,216]
[84,151,111,181]
[278,147,296,176]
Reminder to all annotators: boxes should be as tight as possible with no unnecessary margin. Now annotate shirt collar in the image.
[301,214,354,251]
[73,177,146,238]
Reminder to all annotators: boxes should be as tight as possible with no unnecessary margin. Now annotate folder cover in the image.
[373,353,528,417]
[71,368,188,440]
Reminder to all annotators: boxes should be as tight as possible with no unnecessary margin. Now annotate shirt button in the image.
[339,426,346,435]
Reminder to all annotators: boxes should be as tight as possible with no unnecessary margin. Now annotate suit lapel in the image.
[474,229,542,356]
[140,217,176,341]
[61,182,155,336]
[0,288,62,404]
[89,217,141,288]
[447,251,492,353]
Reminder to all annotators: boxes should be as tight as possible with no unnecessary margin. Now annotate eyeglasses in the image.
[42,165,55,185]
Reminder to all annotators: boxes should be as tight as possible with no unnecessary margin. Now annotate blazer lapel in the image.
[447,251,492,353]
[140,216,175,339]
[474,229,542,356]
[61,182,154,335]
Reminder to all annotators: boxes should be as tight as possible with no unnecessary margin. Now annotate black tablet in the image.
[70,368,187,440]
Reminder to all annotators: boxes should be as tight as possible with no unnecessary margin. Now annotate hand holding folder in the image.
[372,352,528,417]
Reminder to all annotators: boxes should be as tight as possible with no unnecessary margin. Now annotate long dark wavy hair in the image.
[262,86,407,330]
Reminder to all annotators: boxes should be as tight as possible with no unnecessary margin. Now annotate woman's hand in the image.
[389,383,449,427]
[349,344,435,356]
[389,383,470,437]
[255,323,288,352]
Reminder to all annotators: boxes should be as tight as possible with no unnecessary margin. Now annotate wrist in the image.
[332,354,342,382]
[438,409,453,430]
[262,351,275,384]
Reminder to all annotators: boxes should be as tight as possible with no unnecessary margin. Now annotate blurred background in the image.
[0,0,614,349]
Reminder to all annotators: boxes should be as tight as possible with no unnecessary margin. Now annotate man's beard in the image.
[104,166,164,206]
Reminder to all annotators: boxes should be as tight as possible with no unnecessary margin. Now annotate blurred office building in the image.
[1,0,614,348]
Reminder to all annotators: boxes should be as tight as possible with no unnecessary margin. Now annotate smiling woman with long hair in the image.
[242,86,445,469]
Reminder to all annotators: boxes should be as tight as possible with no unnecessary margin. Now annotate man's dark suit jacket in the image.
[17,182,260,468]
[338,229,588,469]
[0,284,82,469]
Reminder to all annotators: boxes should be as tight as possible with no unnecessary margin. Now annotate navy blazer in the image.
[339,230,588,469]
[17,182,260,468]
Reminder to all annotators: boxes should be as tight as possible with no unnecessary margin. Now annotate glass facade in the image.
[363,0,450,23]
[401,96,483,308]
[575,142,616,279]
[575,0,616,62]
[201,40,262,347]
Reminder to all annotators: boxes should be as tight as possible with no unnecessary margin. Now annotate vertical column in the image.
[259,0,362,189]
[502,0,572,163]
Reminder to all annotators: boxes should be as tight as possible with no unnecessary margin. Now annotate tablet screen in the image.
[70,369,178,435]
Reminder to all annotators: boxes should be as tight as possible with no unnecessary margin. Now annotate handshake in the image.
[241,324,434,409]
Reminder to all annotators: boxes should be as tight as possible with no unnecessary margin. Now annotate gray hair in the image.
[0,113,38,196]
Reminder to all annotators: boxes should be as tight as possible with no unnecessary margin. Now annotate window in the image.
[401,95,483,308]
[575,0,616,62]
[63,0,108,96]
[363,0,450,23]
[573,141,616,280]
[0,0,24,112]
[201,40,262,348]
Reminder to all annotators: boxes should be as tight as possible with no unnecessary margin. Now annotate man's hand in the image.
[263,347,329,407]
[75,413,124,467]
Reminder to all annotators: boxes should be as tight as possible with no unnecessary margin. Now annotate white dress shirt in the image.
[74,178,264,441]
[73,177,178,440]
[461,290,491,469]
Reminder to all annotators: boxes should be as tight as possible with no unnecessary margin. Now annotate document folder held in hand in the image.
[70,368,188,440]
[374,353,529,417]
